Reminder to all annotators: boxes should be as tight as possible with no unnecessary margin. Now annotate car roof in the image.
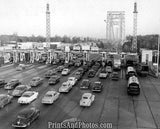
[32,77,40,79]
[0,94,7,98]
[10,79,18,81]
[46,90,57,95]
[94,81,101,84]
[16,85,26,88]
[18,108,36,118]
[83,93,92,97]
[68,77,76,79]
[82,79,89,82]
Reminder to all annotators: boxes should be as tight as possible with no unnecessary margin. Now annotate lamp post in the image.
[157,35,160,77]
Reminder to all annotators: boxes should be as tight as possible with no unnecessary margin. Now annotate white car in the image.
[18,91,38,104]
[16,64,26,71]
[67,77,77,86]
[80,93,95,107]
[59,82,72,93]
[42,90,60,104]
[61,69,70,75]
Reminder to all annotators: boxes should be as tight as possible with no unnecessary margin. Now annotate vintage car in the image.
[16,64,26,71]
[12,85,31,97]
[106,66,112,73]
[56,66,64,72]
[12,107,40,128]
[88,69,96,78]
[59,82,72,93]
[4,79,21,90]
[61,68,70,76]
[18,91,38,104]
[112,72,119,81]
[73,71,82,81]
[80,79,90,89]
[48,75,60,85]
[45,69,57,78]
[30,77,43,87]
[42,90,60,104]
[67,77,77,86]
[0,79,6,88]
[0,94,12,108]
[80,93,95,107]
[91,81,103,92]
[99,69,108,79]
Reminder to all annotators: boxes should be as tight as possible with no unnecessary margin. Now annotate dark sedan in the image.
[88,69,96,78]
[80,79,90,89]
[92,81,103,92]
[48,75,60,85]
[12,107,40,128]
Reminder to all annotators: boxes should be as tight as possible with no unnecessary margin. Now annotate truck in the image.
[113,55,121,70]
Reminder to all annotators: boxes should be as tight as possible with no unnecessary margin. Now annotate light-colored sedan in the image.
[59,82,72,93]
[80,93,95,107]
[18,91,38,104]
[16,64,26,71]
[0,94,13,108]
[67,77,77,87]
[30,77,43,87]
[42,90,60,104]
[12,85,31,97]
[61,68,70,76]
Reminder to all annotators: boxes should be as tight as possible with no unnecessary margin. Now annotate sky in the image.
[0,0,160,38]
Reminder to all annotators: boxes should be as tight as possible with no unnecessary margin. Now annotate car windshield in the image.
[16,86,25,90]
[45,94,53,97]
[83,96,88,99]
[63,69,67,71]
[94,82,100,87]
[68,78,73,81]
[18,109,33,119]
[0,95,6,101]
[22,92,34,97]
[50,76,57,80]
[62,83,67,87]
[82,80,88,85]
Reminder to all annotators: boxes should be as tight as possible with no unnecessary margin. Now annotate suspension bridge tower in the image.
[132,2,138,53]
[46,3,51,48]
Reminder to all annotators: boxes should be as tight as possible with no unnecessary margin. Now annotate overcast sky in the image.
[0,0,160,38]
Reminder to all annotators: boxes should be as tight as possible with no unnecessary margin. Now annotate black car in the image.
[77,68,85,75]
[56,66,64,72]
[12,107,40,128]
[0,79,6,88]
[92,81,103,92]
[112,72,119,81]
[48,75,60,85]
[88,69,96,78]
[82,65,89,72]
[80,79,90,89]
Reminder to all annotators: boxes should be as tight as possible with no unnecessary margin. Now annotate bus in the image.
[136,63,149,77]
[126,66,137,80]
[127,76,140,95]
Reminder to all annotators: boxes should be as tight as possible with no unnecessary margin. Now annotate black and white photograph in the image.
[0,0,160,129]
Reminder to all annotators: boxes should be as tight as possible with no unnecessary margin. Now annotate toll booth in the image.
[101,52,107,61]
[65,52,70,63]
[30,51,35,63]
[83,51,89,61]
